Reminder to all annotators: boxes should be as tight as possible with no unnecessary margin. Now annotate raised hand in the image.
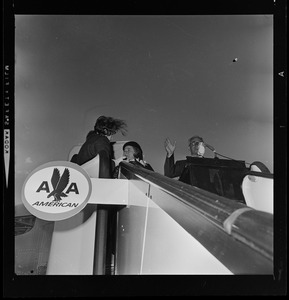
[164,137,176,157]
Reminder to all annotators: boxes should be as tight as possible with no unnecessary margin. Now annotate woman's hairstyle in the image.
[93,116,127,136]
[123,141,143,160]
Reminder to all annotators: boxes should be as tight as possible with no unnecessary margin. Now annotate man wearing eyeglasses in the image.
[164,135,205,179]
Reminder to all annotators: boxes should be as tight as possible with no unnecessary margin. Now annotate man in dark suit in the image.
[164,135,205,179]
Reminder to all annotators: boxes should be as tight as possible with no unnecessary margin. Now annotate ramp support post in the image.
[93,208,108,275]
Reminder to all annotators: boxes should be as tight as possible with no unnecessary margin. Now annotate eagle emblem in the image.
[47,168,70,201]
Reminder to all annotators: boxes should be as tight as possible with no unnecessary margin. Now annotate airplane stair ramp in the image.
[45,159,273,275]
[115,162,273,275]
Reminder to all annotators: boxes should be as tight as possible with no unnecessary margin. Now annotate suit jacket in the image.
[164,154,187,178]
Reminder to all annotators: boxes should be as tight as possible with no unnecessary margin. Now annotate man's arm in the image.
[164,154,185,178]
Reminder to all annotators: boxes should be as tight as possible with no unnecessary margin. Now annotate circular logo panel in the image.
[21,161,92,221]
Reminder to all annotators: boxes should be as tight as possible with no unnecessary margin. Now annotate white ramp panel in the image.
[141,200,232,275]
[46,206,97,275]
[242,175,273,214]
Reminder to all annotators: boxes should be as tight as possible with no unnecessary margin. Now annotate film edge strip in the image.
[4,65,11,188]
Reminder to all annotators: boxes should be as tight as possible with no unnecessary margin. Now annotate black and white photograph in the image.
[3,0,287,297]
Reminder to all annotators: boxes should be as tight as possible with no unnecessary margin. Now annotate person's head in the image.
[93,116,127,140]
[123,141,143,161]
[188,135,205,157]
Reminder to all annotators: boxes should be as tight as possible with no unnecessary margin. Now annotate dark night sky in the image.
[14,14,274,209]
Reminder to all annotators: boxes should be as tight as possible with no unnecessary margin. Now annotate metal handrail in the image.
[119,161,273,274]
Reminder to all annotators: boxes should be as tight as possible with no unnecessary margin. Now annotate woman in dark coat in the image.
[122,141,154,171]
[71,115,127,178]
[113,141,154,178]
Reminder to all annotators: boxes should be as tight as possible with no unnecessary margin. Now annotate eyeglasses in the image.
[189,141,201,147]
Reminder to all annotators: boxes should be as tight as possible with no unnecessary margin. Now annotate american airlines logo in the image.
[22,161,92,221]
[46,168,71,201]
